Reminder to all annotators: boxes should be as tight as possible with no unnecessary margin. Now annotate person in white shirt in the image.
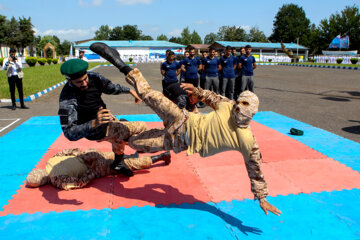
[78,50,88,61]
[2,48,28,110]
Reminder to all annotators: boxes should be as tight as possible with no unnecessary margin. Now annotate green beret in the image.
[60,59,89,80]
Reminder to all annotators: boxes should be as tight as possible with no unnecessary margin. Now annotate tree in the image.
[191,30,202,44]
[269,4,311,46]
[18,17,35,55]
[95,25,112,40]
[157,34,168,41]
[169,36,182,44]
[0,15,9,58]
[204,33,218,44]
[6,17,21,50]
[109,26,124,40]
[217,26,246,41]
[247,27,268,42]
[141,35,153,40]
[59,40,72,56]
[181,27,192,45]
[317,5,360,51]
[122,25,142,40]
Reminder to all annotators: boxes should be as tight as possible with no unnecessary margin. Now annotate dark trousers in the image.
[184,78,199,87]
[8,76,24,106]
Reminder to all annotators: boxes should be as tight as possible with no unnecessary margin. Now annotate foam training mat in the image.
[0,112,359,239]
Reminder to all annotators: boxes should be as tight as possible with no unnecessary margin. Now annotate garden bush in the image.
[325,59,329,63]
[350,58,358,64]
[268,59,272,62]
[336,58,343,64]
[0,58,3,66]
[52,58,58,64]
[38,58,47,65]
[25,57,37,67]
[129,57,133,62]
[47,58,52,65]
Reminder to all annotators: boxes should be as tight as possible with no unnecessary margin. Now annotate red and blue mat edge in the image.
[1,112,359,239]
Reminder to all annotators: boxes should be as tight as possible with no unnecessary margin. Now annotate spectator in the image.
[202,47,221,94]
[2,48,28,110]
[239,45,257,93]
[220,46,236,100]
[160,51,181,92]
[234,47,245,99]
[181,47,201,87]
[78,50,88,61]
[179,51,189,83]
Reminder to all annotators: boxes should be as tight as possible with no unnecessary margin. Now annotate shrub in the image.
[268,59,272,62]
[0,58,3,66]
[38,58,47,65]
[25,57,37,67]
[52,58,58,64]
[47,58,52,65]
[350,58,358,64]
[325,59,329,63]
[129,57,133,62]
[336,58,343,64]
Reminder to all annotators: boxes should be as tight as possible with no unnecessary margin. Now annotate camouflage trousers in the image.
[125,69,188,153]
[101,120,148,155]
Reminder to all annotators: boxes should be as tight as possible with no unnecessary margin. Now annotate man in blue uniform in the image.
[220,46,236,100]
[239,45,257,93]
[179,51,189,83]
[202,48,221,94]
[58,59,143,177]
[160,51,181,92]
[181,47,201,87]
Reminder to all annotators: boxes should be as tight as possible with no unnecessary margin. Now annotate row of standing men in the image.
[160,45,256,102]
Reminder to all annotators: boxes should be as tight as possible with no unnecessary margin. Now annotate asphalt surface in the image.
[1,63,359,143]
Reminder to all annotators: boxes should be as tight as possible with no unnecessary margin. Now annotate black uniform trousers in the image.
[8,75,24,106]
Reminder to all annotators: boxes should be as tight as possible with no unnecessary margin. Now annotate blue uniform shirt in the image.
[220,55,236,78]
[179,59,185,79]
[182,57,201,79]
[203,56,220,77]
[239,55,256,76]
[161,60,181,83]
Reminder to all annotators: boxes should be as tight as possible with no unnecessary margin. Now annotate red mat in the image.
[2,121,360,215]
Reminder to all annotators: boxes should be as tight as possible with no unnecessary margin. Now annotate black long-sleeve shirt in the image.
[58,71,130,141]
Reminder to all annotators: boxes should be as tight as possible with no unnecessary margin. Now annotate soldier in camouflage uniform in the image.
[90,42,282,216]
[58,59,145,177]
[26,148,171,190]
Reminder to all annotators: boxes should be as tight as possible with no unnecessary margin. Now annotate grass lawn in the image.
[0,62,105,99]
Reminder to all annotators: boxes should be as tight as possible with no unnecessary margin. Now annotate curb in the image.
[0,64,136,103]
[278,63,360,70]
[257,63,278,66]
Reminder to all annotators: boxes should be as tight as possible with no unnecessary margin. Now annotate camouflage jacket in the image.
[58,71,130,141]
[192,87,268,200]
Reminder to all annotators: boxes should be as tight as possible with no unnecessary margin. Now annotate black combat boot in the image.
[151,151,171,165]
[90,42,132,75]
[111,154,134,177]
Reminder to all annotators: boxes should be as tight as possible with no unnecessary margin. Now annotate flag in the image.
[329,35,350,49]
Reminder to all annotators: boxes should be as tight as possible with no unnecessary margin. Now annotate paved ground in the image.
[1,63,359,142]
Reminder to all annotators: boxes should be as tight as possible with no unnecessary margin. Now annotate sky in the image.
[0,0,358,42]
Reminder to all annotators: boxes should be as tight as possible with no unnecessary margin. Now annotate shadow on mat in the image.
[107,182,262,236]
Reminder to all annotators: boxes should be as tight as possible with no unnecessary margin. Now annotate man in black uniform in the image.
[58,59,143,176]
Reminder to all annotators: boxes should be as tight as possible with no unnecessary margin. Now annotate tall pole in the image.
[296,37,299,56]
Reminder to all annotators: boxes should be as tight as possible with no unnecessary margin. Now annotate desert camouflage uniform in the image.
[125,68,268,200]
[26,148,153,191]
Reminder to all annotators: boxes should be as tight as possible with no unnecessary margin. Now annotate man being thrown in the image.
[26,148,171,190]
[90,42,282,216]
[59,59,144,177]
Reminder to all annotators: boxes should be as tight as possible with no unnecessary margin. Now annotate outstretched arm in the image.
[244,138,282,216]
[181,83,234,110]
